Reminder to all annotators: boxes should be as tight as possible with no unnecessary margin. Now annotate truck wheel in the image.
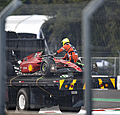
[59,96,81,113]
[40,59,55,77]
[17,88,29,111]
[59,106,81,113]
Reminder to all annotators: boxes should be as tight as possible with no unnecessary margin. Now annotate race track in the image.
[82,89,120,109]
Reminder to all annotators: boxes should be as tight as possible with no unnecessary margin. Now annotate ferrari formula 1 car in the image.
[21,51,83,77]
[7,50,98,77]
[7,50,85,77]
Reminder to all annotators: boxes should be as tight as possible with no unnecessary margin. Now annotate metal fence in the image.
[1,0,120,115]
[89,0,120,76]
[82,0,120,115]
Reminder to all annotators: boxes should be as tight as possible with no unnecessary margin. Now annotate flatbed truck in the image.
[5,74,84,112]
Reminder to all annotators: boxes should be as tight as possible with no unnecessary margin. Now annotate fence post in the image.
[118,51,120,75]
[114,58,116,76]
[82,0,106,115]
[0,0,22,115]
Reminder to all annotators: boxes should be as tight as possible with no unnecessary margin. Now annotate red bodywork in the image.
[54,58,82,72]
[20,52,82,73]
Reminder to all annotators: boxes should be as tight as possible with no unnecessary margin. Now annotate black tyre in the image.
[17,88,29,111]
[40,59,55,77]
[59,106,81,113]
[92,62,98,72]
[59,96,81,113]
[6,62,15,76]
[5,103,16,110]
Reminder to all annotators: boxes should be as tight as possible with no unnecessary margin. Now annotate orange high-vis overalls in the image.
[57,43,78,63]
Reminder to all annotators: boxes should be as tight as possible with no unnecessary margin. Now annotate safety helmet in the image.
[61,38,70,46]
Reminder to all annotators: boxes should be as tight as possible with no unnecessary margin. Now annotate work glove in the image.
[52,52,57,57]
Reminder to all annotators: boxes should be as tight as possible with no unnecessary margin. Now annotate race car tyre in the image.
[40,59,55,77]
[17,88,29,111]
[6,62,15,76]
[92,62,98,72]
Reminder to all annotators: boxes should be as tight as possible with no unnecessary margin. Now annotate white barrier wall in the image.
[117,76,120,90]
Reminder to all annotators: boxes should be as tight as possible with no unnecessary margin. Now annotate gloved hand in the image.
[52,52,57,57]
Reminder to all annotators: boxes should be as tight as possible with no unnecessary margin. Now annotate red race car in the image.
[19,51,83,77]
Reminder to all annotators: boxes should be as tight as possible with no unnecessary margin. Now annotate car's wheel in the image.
[17,88,29,111]
[92,62,98,72]
[6,62,15,76]
[40,59,55,77]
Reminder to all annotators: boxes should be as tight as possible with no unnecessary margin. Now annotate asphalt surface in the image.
[6,89,120,115]
[91,89,120,109]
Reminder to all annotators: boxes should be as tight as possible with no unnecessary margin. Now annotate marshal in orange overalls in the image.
[56,43,78,63]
